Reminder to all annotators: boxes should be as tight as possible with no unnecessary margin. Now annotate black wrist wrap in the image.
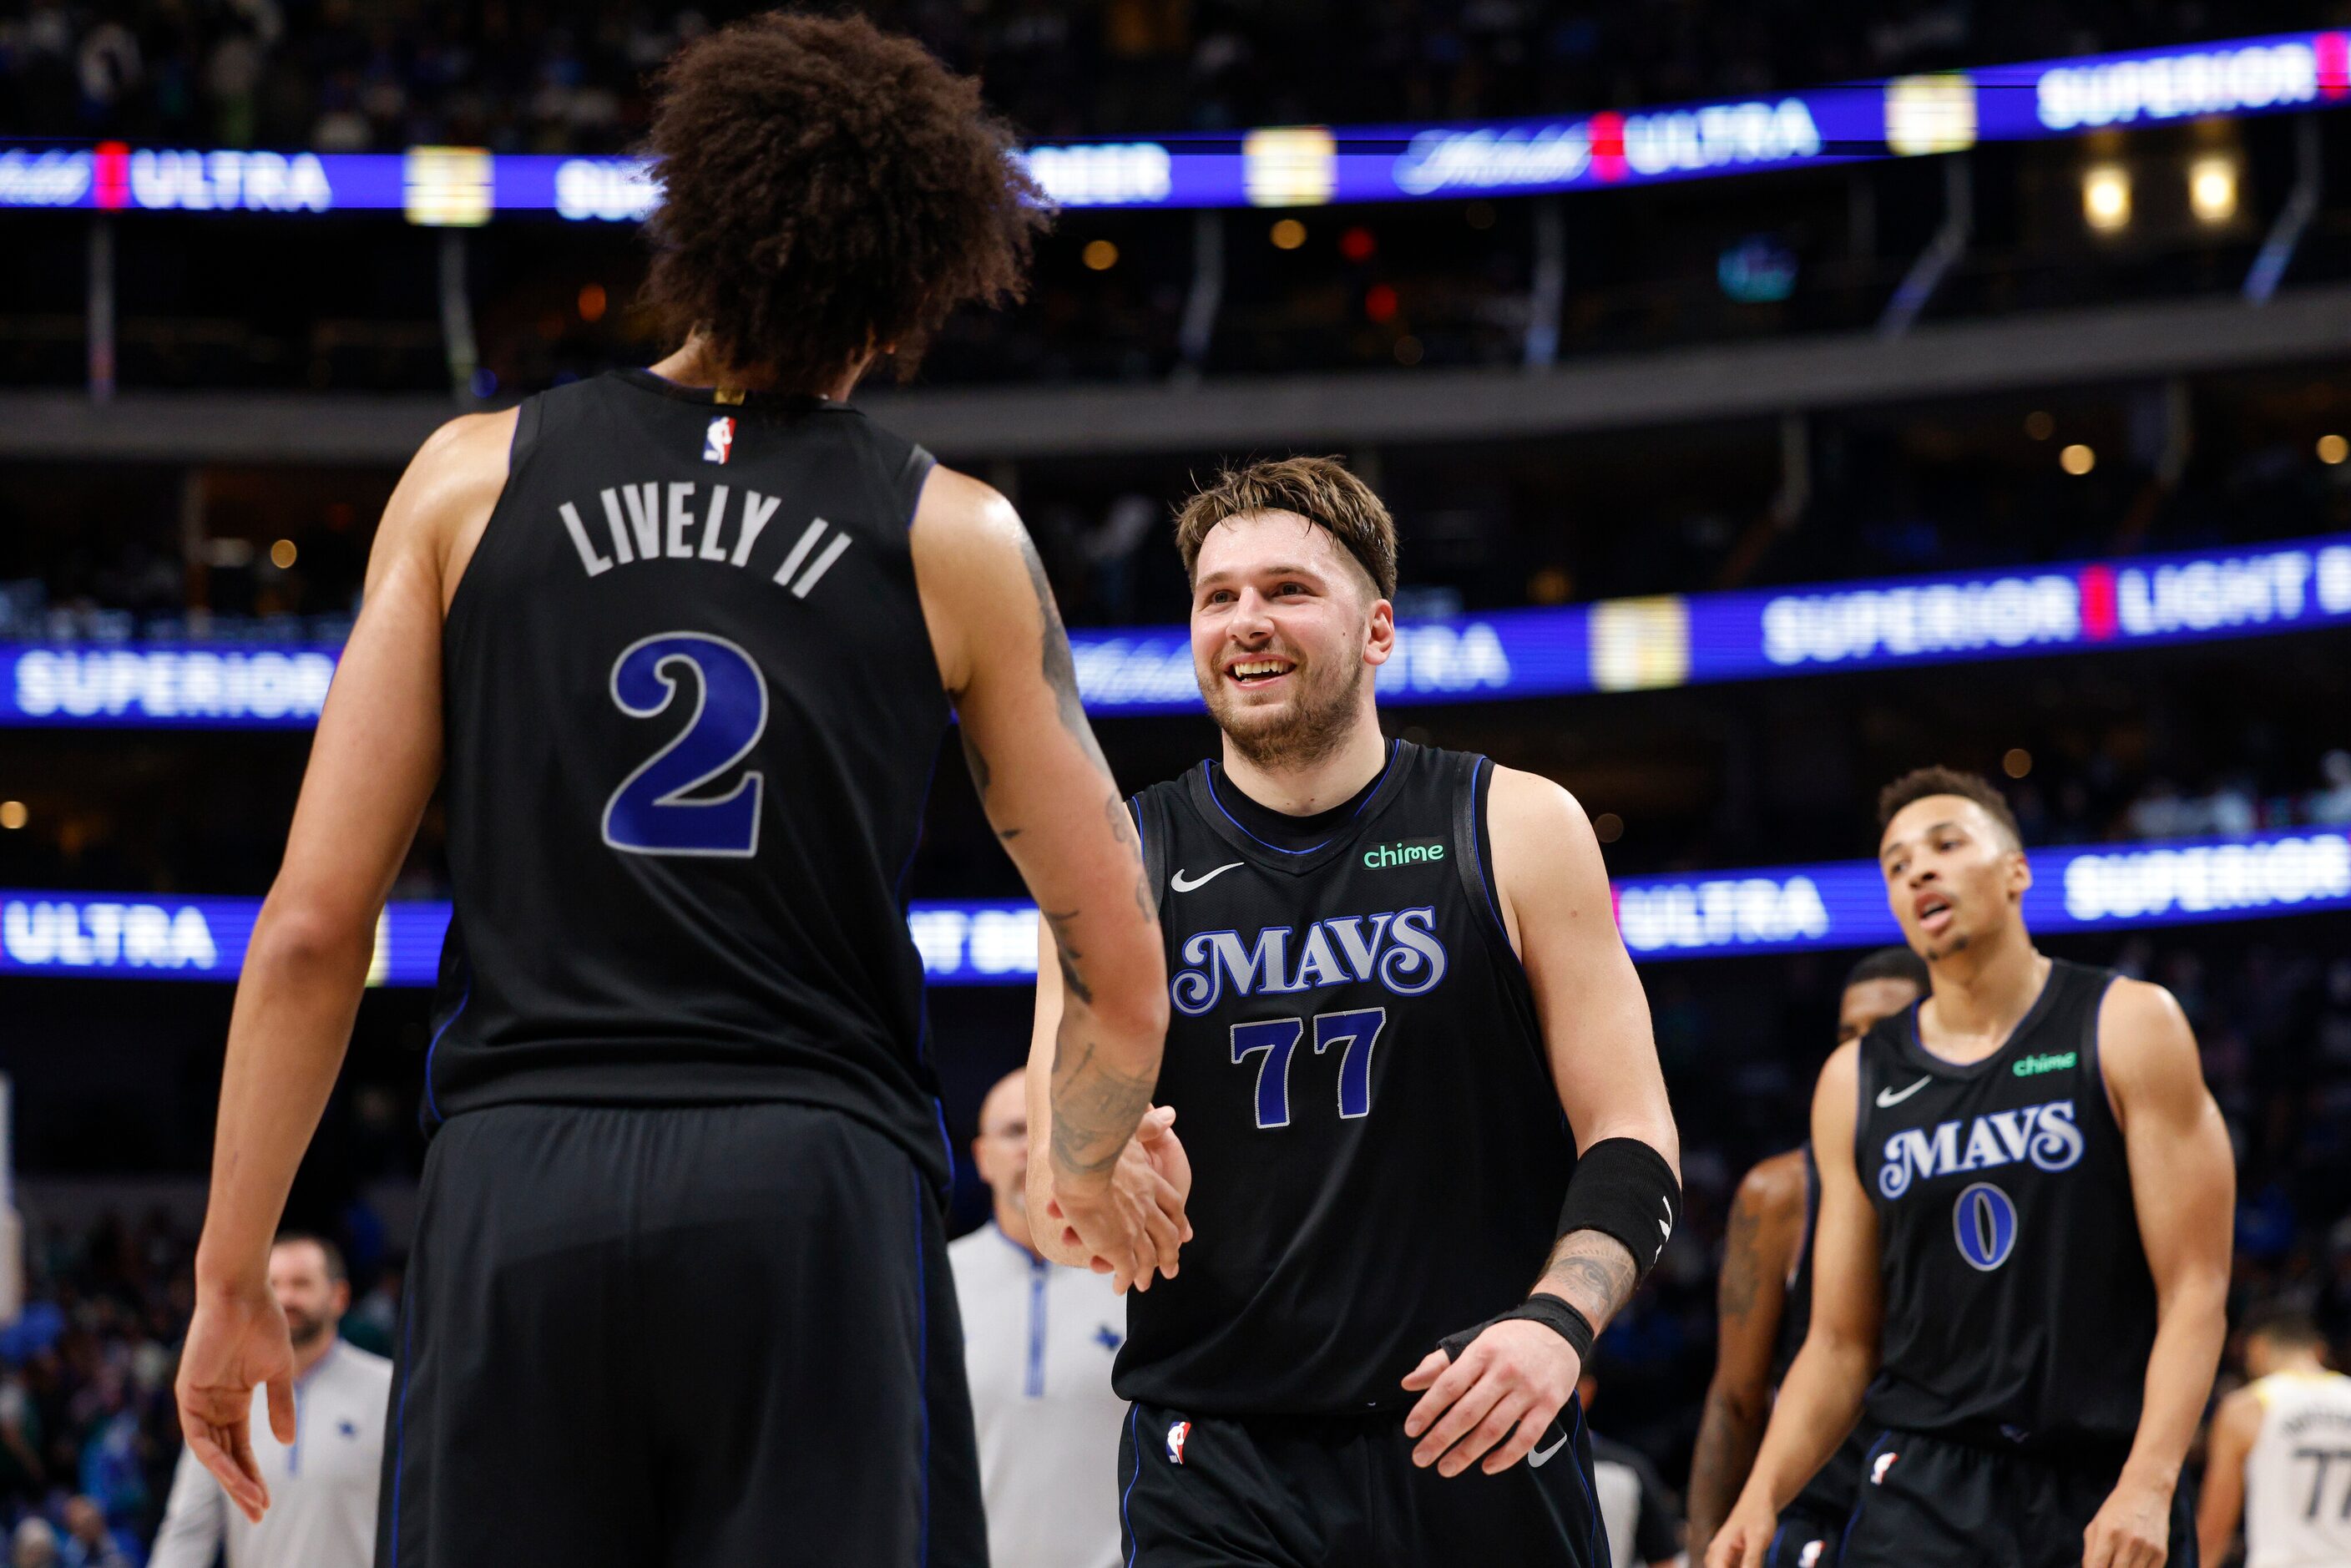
[1557,1136,1681,1286]
[1438,1294,1595,1364]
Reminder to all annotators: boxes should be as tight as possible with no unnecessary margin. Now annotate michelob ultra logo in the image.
[1363,837,1446,870]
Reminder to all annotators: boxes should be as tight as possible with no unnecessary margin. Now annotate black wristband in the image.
[1437,1294,1596,1365]
[1557,1136,1681,1286]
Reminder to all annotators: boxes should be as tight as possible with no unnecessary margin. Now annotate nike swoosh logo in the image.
[1876,1076,1933,1109]
[1170,862,1244,893]
[1657,1196,1675,1244]
[1527,1427,1571,1469]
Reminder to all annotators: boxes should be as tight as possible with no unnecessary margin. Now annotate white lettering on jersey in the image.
[1876,1100,2084,1199]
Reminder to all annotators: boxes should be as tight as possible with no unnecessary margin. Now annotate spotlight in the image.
[1082,240,1119,271]
[2060,443,2096,475]
[2320,434,2348,466]
[2188,156,2237,225]
[2003,748,2033,779]
[0,801,24,831]
[270,539,298,569]
[1269,219,1307,250]
[2082,165,2131,232]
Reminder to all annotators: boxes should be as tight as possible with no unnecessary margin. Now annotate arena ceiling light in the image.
[2082,164,2132,232]
[2189,154,2240,224]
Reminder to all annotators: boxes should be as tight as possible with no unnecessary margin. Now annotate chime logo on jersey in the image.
[1874,1098,2084,1199]
[1168,908,1449,1015]
[703,415,736,464]
[1166,1420,1191,1464]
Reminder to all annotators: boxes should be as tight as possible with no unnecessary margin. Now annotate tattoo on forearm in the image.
[1540,1231,1640,1325]
[1106,797,1155,918]
[1049,1032,1155,1179]
[1718,1199,1762,1320]
[958,730,1024,842]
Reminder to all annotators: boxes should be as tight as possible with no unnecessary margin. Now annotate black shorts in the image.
[1766,1504,1846,1568]
[1117,1396,1604,1567]
[377,1101,984,1568]
[1838,1430,2195,1568]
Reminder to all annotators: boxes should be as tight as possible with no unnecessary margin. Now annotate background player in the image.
[1686,947,1929,1565]
[1028,457,1681,1565]
[2197,1307,2351,1566]
[1711,766,2233,1568]
[169,16,1174,1567]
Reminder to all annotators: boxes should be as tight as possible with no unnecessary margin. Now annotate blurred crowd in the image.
[0,0,2335,153]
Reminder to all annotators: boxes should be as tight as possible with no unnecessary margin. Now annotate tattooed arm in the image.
[1401,765,1680,1478]
[913,466,1170,1290]
[1686,1152,1807,1560]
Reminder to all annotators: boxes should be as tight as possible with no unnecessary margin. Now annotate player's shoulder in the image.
[1734,1146,1810,1217]
[1479,760,1597,865]
[909,461,1021,548]
[2091,970,2202,1088]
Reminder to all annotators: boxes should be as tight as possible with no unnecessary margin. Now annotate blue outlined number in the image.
[1952,1181,2019,1272]
[1312,1009,1386,1119]
[1231,1019,1306,1129]
[602,633,768,857]
[1231,1009,1388,1128]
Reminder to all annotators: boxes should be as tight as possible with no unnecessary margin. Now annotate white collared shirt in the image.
[149,1339,393,1568]
[949,1222,1129,1568]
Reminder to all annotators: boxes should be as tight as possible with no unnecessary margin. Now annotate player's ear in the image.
[1363,594,1396,668]
[2005,847,2033,900]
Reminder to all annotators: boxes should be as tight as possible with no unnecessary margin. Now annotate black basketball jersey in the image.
[1115,741,1575,1415]
[425,370,954,1183]
[1855,959,2157,1453]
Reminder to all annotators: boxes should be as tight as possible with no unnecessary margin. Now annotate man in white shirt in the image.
[950,1071,1138,1568]
[151,1235,391,1568]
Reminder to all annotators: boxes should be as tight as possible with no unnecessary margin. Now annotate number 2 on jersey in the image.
[1231,1008,1386,1128]
[602,633,768,857]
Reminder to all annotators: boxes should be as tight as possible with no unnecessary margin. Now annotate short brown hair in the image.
[1876,766,2024,849]
[640,13,1047,392]
[1175,457,1400,600]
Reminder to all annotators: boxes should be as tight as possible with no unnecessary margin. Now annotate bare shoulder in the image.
[2213,1380,2267,1441]
[1485,764,1602,878]
[380,409,518,574]
[909,462,1024,558]
[1810,1040,1863,1155]
[1736,1147,1810,1223]
[2096,974,2202,1089]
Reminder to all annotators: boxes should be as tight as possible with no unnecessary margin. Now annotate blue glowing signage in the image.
[3,32,2346,219]
[7,536,2348,727]
[5,828,2343,984]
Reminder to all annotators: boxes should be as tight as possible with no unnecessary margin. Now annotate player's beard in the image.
[283,1306,326,1350]
[1203,651,1366,771]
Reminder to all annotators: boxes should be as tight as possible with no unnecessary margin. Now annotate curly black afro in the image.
[640,11,1048,391]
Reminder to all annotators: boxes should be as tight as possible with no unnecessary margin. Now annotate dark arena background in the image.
[7,4,2351,1564]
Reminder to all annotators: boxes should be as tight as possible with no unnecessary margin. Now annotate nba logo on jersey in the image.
[1872,1450,1899,1485]
[1165,1420,1191,1464]
[703,415,736,464]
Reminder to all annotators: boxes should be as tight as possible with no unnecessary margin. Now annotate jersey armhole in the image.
[2081,971,2126,1139]
[1450,754,1515,955]
[440,397,539,650]
[1131,793,1166,915]
[899,444,938,530]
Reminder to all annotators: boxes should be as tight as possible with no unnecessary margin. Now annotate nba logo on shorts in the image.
[1872,1450,1899,1485]
[1165,1420,1191,1464]
[1797,1543,1825,1568]
[703,415,736,464]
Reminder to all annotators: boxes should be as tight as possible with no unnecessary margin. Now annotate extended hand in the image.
[1399,1319,1580,1477]
[1703,1495,1782,1568]
[1052,1106,1191,1292]
[175,1280,296,1524]
[2082,1474,2172,1568]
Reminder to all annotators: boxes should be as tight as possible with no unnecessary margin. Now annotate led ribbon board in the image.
[2,32,2344,218]
[4,828,2344,985]
[7,534,2347,727]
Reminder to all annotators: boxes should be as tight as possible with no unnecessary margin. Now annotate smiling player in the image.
[1709,766,2232,1568]
[1027,456,1681,1566]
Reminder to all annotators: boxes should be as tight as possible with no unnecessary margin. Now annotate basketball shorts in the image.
[1117,1395,1604,1566]
[1766,1504,1845,1567]
[1838,1429,2194,1568]
[377,1100,984,1568]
